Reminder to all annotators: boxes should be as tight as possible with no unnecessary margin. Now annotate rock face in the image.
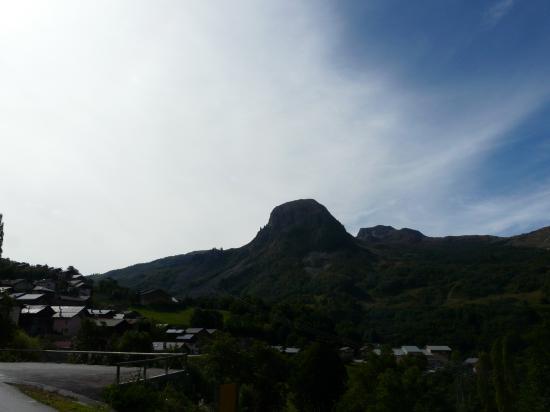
[249,199,356,255]
[357,225,425,244]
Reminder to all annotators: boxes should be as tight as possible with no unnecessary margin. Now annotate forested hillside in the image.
[100,199,550,349]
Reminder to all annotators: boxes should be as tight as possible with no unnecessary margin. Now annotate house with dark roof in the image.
[51,306,87,336]
[86,309,115,318]
[19,305,55,336]
[92,318,129,334]
[15,293,48,305]
[34,279,57,291]
[1,279,33,292]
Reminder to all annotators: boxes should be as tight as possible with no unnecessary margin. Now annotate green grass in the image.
[129,306,231,326]
[14,384,110,412]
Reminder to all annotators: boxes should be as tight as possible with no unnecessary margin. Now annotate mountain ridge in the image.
[101,199,550,301]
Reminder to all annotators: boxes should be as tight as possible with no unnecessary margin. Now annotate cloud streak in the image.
[484,0,515,28]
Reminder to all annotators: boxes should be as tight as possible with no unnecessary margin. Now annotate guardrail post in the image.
[143,364,147,382]
[165,358,169,375]
[116,365,120,385]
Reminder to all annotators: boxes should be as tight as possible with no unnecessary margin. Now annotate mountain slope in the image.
[103,199,550,307]
[104,199,374,299]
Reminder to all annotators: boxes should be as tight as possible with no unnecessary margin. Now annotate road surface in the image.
[0,382,55,412]
[0,362,171,400]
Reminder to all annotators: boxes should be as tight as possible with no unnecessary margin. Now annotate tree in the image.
[291,342,347,412]
[240,343,290,412]
[190,308,223,329]
[476,352,497,412]
[116,330,152,352]
[0,213,4,258]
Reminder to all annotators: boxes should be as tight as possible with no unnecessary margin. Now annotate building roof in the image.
[92,318,126,328]
[464,357,479,365]
[86,309,114,316]
[373,349,382,356]
[284,347,300,354]
[153,342,185,351]
[0,287,13,293]
[426,345,452,352]
[57,295,90,303]
[32,286,55,294]
[206,329,218,334]
[51,306,86,319]
[16,293,45,301]
[20,305,51,315]
[166,328,185,334]
[1,279,28,286]
[185,328,204,334]
[401,346,423,354]
[176,334,196,341]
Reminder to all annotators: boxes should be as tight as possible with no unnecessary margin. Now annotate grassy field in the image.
[130,306,230,326]
[14,384,109,412]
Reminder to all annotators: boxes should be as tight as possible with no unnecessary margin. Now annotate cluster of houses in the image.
[339,344,454,371]
[0,274,92,307]
[0,273,147,348]
[153,327,218,355]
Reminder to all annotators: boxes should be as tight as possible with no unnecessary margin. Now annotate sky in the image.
[1,0,549,274]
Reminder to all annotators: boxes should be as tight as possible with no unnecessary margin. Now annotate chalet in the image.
[32,286,56,295]
[1,279,32,292]
[15,293,48,305]
[185,327,209,338]
[153,341,186,352]
[86,309,115,318]
[464,358,479,373]
[425,346,452,360]
[54,295,90,306]
[176,334,199,354]
[401,346,424,356]
[0,286,13,294]
[166,328,185,339]
[339,346,355,362]
[138,289,172,306]
[51,306,87,336]
[19,305,55,335]
[34,279,57,291]
[92,318,129,334]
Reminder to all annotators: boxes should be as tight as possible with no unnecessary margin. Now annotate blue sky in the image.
[0,1,549,273]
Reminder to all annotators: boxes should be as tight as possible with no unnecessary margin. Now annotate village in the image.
[0,271,475,373]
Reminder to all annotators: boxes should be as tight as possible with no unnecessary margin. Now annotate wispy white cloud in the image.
[0,1,548,273]
[484,0,515,28]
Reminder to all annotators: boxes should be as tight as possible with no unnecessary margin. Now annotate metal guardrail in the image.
[0,349,188,385]
[0,349,184,356]
[114,354,187,385]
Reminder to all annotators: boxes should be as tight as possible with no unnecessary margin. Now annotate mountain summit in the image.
[250,199,355,254]
[357,225,425,243]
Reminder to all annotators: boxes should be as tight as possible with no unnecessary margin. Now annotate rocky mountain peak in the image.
[357,225,425,243]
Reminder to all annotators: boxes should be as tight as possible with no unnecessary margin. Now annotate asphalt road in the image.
[0,362,170,400]
[0,382,55,412]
